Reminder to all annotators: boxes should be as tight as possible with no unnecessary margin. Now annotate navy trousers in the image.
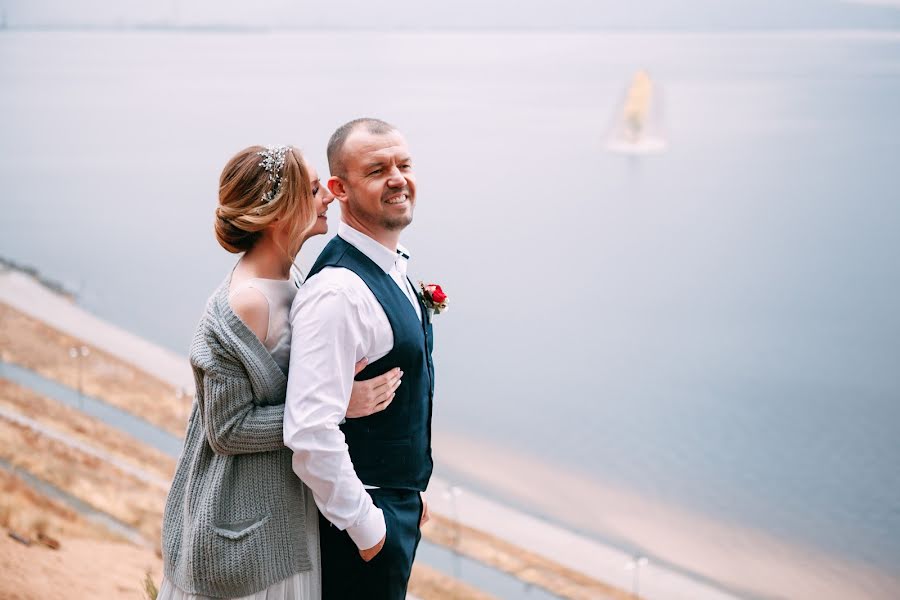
[319,489,423,600]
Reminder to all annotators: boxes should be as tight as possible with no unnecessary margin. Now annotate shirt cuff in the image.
[346,505,386,550]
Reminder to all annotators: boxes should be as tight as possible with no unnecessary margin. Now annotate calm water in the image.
[2,30,899,598]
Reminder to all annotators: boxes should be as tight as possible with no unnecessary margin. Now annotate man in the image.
[284,118,435,599]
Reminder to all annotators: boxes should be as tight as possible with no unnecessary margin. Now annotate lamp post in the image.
[175,386,187,419]
[69,345,90,409]
[625,554,649,598]
[443,484,463,579]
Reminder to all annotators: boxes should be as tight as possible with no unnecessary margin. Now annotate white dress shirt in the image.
[284,222,421,551]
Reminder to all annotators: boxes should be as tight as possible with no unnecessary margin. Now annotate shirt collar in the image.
[338,222,411,275]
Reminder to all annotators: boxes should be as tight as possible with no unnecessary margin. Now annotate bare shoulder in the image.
[229,287,270,343]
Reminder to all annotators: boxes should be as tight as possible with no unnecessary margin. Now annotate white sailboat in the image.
[606,70,668,155]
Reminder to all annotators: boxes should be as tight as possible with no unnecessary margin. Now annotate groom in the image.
[284,118,435,599]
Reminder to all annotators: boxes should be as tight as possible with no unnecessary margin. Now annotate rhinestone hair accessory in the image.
[257,145,291,204]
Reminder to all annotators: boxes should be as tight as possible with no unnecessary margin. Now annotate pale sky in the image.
[1,0,899,30]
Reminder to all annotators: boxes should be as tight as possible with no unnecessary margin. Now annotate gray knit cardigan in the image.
[161,277,312,598]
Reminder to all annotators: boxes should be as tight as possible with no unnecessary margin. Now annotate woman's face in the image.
[305,159,334,238]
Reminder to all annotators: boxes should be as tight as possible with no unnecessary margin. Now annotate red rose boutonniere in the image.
[418,281,449,316]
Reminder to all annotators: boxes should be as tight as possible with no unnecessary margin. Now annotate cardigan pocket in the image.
[210,514,270,540]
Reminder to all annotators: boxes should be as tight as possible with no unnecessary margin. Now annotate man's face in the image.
[337,129,416,234]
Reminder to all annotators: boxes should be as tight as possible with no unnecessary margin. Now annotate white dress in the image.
[158,277,321,600]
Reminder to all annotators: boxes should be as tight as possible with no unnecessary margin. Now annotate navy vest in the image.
[308,235,434,491]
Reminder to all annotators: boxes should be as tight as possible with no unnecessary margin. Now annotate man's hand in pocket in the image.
[359,534,386,562]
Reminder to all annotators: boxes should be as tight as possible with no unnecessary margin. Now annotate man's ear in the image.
[327,176,347,202]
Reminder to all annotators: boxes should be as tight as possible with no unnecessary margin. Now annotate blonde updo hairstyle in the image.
[215,145,316,261]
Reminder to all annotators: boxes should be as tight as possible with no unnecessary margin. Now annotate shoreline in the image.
[430,430,900,600]
[0,267,194,393]
[4,264,896,599]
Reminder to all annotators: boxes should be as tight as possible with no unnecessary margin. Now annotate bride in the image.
[159,145,401,599]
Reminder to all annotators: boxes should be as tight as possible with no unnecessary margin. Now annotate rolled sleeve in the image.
[346,505,387,550]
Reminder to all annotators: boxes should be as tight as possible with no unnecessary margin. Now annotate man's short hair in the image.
[327,118,396,178]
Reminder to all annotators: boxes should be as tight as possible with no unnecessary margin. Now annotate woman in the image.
[159,145,401,599]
